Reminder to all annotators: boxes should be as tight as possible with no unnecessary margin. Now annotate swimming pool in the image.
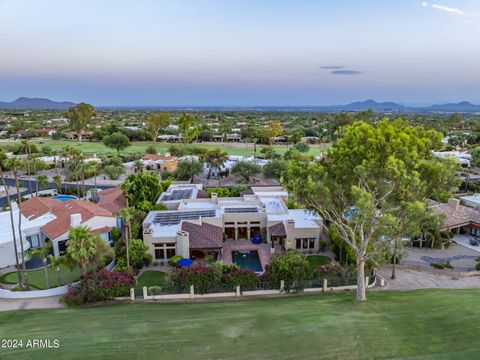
[232,250,263,272]
[52,195,78,202]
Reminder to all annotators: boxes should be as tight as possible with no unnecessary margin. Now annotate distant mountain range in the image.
[333,99,480,112]
[0,97,76,110]
[1,97,480,112]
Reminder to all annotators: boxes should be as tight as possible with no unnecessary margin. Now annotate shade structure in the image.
[177,258,194,267]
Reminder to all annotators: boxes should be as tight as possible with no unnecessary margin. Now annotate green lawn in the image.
[306,254,332,271]
[1,290,479,359]
[0,139,330,157]
[136,270,166,288]
[0,264,81,290]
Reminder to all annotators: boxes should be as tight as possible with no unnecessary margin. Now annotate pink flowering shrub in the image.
[63,270,134,307]
[166,263,258,294]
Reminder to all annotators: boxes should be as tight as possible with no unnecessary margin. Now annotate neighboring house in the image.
[143,186,322,262]
[124,154,180,173]
[0,203,40,268]
[96,188,127,215]
[155,182,203,209]
[67,131,93,140]
[432,151,471,167]
[429,198,480,235]
[20,197,119,257]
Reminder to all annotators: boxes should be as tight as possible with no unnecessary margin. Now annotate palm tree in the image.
[48,254,72,287]
[120,204,135,271]
[88,162,100,192]
[5,157,29,288]
[0,153,22,286]
[205,148,229,180]
[51,150,62,194]
[67,226,110,277]
[20,140,33,195]
[29,243,52,289]
[133,160,143,174]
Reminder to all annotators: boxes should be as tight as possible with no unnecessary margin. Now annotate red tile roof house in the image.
[20,197,119,257]
[95,188,126,215]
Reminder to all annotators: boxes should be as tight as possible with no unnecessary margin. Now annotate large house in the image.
[19,197,119,257]
[142,185,322,263]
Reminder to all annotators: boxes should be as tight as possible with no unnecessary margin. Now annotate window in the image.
[296,238,302,249]
[26,234,40,248]
[225,222,235,226]
[250,221,260,225]
[153,243,176,260]
[294,238,316,250]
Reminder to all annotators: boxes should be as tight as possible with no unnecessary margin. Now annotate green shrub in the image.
[319,240,327,251]
[264,250,310,293]
[168,255,183,267]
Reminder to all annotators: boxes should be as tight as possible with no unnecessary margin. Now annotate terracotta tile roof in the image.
[142,154,179,162]
[97,187,126,214]
[240,188,254,196]
[196,190,209,199]
[181,221,223,249]
[91,226,113,234]
[428,199,480,229]
[20,197,62,219]
[268,222,286,237]
[42,200,113,240]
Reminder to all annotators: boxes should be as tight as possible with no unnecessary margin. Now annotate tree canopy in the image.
[121,172,163,211]
[103,132,131,154]
[65,103,95,143]
[146,112,170,142]
[284,119,459,301]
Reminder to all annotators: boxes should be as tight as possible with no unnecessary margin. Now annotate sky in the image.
[0,0,479,106]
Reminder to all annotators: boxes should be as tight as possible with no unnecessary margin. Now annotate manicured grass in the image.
[306,254,332,271]
[136,270,166,288]
[0,264,81,290]
[1,289,480,359]
[0,139,330,157]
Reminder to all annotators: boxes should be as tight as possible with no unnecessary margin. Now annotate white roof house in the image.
[143,186,322,264]
[433,151,471,167]
[0,203,50,269]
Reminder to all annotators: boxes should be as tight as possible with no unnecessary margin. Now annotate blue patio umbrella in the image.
[177,258,193,267]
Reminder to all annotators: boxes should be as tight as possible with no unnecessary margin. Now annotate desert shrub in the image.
[63,270,134,307]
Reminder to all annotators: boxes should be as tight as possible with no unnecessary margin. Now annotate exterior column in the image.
[53,241,60,257]
[235,228,238,241]
[247,228,251,240]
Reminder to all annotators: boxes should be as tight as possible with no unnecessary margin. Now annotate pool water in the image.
[232,250,263,272]
[52,195,78,202]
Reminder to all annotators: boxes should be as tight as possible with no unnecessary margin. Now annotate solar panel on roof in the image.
[224,207,259,213]
[160,189,194,202]
[152,210,217,225]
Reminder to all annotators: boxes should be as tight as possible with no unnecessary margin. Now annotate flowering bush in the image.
[314,263,342,277]
[166,263,258,294]
[63,270,134,307]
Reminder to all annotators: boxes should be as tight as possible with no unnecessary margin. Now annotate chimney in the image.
[211,192,218,203]
[447,198,460,211]
[70,213,82,227]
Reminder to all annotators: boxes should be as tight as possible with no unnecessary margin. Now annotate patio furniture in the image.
[469,238,479,246]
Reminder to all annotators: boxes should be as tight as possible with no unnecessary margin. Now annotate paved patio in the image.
[453,234,480,253]
[221,239,285,271]
[402,244,479,270]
